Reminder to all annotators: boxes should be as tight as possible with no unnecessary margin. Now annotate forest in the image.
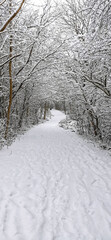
[0,1,111,239]
[0,0,111,148]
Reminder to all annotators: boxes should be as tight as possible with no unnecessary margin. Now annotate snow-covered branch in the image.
[0,0,25,32]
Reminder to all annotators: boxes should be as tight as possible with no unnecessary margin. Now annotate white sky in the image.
[24,0,45,12]
[29,0,64,8]
[30,0,48,7]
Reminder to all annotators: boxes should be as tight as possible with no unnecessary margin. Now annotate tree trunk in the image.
[44,102,47,120]
[18,94,26,128]
[5,0,13,139]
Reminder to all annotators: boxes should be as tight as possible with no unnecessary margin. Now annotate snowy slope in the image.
[0,110,111,240]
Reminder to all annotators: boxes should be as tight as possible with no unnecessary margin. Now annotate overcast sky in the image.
[29,0,64,8]
[25,0,64,12]
[30,0,47,7]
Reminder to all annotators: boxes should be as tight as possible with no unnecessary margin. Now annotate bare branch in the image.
[16,43,35,76]
[83,76,111,97]
[0,0,6,6]
[0,54,21,68]
[28,43,64,76]
[0,0,25,32]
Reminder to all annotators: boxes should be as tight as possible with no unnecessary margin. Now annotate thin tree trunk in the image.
[0,0,25,32]
[44,102,47,120]
[5,1,13,139]
[18,94,26,128]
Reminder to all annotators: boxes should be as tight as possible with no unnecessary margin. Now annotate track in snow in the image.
[0,110,111,240]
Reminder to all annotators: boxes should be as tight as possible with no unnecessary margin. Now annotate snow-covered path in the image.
[0,110,111,240]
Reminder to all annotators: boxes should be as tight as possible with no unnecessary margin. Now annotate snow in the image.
[0,109,111,240]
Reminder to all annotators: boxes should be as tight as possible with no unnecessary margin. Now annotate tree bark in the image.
[0,0,25,32]
[5,1,13,139]
[44,102,47,120]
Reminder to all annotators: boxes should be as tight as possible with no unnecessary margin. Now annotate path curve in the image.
[0,110,111,240]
